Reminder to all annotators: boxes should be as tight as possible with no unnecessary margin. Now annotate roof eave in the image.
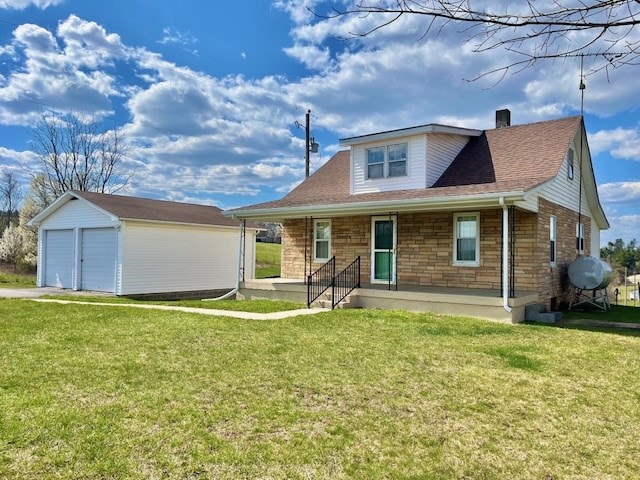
[227,191,527,221]
[340,124,483,146]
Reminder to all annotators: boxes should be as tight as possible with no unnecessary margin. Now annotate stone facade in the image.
[281,200,588,309]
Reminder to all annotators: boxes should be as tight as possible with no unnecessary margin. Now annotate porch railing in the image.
[307,256,335,307]
[307,256,361,309]
[332,256,361,309]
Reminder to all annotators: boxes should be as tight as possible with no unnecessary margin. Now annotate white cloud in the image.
[599,182,640,203]
[601,214,640,244]
[0,0,62,9]
[590,128,640,160]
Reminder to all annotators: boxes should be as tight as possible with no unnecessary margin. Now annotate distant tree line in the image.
[601,238,640,284]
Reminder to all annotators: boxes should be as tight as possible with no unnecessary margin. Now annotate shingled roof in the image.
[30,190,243,228]
[229,116,584,216]
[71,190,241,227]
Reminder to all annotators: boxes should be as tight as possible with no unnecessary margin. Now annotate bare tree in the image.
[31,113,132,197]
[320,1,640,80]
[0,169,22,231]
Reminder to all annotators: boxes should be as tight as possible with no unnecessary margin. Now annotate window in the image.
[314,219,331,261]
[453,213,479,266]
[576,222,585,254]
[387,143,407,177]
[567,149,574,180]
[366,143,407,179]
[550,216,557,265]
[366,147,385,179]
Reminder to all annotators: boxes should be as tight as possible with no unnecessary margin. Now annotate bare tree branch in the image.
[30,113,133,198]
[316,1,640,79]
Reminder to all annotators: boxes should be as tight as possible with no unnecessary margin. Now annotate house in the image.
[29,190,259,297]
[226,110,609,322]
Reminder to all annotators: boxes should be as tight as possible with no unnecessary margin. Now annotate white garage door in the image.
[44,229,74,288]
[81,228,116,292]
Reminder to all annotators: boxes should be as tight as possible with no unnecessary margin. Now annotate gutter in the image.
[226,191,527,221]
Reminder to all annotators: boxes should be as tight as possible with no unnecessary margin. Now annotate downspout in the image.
[500,197,513,313]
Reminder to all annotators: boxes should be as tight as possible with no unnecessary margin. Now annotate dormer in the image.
[341,123,482,195]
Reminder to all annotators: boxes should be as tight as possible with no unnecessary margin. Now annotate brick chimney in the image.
[495,109,511,128]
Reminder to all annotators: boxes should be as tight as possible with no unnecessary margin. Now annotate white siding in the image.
[40,198,117,230]
[537,148,590,217]
[351,135,426,194]
[426,134,470,186]
[119,221,239,295]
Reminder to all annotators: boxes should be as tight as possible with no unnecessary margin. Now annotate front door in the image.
[371,216,396,283]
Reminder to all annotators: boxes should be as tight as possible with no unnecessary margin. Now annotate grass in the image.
[2,301,640,479]
[256,242,281,278]
[563,304,640,323]
[0,271,36,289]
[40,295,305,313]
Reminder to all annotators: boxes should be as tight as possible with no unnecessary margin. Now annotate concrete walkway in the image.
[0,291,328,320]
[28,298,327,320]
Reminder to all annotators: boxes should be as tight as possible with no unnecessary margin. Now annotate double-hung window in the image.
[576,222,585,254]
[314,219,331,261]
[366,143,407,179]
[550,216,557,266]
[453,213,479,266]
[567,149,574,180]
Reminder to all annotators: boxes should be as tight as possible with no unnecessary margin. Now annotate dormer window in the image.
[567,149,574,180]
[366,143,407,179]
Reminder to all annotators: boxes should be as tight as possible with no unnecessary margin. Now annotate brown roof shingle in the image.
[232,116,582,213]
[72,190,241,227]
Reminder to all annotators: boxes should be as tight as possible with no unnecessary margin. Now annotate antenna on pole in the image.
[579,54,586,116]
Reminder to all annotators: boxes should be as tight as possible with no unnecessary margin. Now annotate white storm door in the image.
[81,228,116,292]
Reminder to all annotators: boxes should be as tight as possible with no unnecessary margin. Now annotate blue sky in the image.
[0,0,639,246]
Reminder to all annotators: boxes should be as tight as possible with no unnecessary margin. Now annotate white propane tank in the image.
[567,256,613,290]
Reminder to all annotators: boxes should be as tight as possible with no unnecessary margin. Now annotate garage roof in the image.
[29,190,248,228]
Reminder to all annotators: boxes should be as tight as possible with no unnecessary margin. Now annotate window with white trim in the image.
[576,222,585,254]
[453,213,479,266]
[567,149,574,180]
[314,219,331,261]
[366,143,407,179]
[550,216,557,265]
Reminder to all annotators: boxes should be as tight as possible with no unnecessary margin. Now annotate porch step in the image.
[525,303,563,324]
[312,292,357,310]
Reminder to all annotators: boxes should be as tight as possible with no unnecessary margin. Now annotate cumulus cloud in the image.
[599,182,640,203]
[601,214,640,244]
[0,0,62,9]
[590,128,640,160]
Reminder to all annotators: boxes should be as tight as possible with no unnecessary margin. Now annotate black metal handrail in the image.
[332,256,361,309]
[307,256,335,307]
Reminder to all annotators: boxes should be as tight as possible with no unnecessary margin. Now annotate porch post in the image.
[304,216,308,285]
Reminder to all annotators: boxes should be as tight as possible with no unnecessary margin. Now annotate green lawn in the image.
[255,242,281,278]
[2,301,640,479]
[0,271,36,288]
[40,295,304,313]
[563,304,639,323]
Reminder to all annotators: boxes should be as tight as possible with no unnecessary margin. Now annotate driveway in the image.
[0,287,97,298]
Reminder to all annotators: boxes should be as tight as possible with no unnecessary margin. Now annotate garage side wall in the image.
[119,221,240,295]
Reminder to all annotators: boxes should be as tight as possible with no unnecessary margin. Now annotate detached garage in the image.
[29,190,259,296]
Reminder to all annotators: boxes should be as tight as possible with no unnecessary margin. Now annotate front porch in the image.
[238,278,538,323]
